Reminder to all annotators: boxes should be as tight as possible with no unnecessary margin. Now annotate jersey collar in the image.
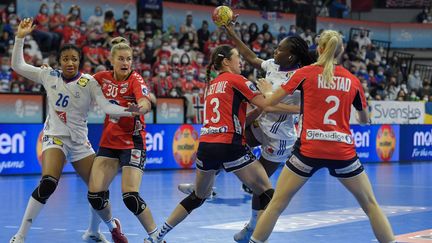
[279,64,300,72]
[62,72,81,83]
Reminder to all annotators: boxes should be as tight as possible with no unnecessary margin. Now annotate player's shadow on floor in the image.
[207,194,252,207]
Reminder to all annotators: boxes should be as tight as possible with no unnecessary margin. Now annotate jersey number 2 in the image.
[203,98,220,125]
[323,96,339,125]
[55,93,69,107]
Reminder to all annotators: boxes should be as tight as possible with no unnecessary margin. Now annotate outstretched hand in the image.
[125,102,142,116]
[222,14,239,36]
[16,18,35,39]
[256,78,273,96]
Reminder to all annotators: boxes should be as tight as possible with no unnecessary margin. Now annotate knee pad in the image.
[252,194,260,210]
[88,190,110,210]
[258,189,274,210]
[31,175,58,204]
[180,191,206,214]
[122,192,147,215]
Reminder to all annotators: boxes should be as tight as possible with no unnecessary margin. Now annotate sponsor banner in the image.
[156,98,184,124]
[351,124,399,163]
[17,0,137,28]
[0,124,75,175]
[0,124,202,175]
[424,102,432,124]
[400,125,432,161]
[369,101,424,124]
[0,94,43,124]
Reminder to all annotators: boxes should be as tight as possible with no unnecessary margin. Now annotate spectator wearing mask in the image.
[316,0,329,17]
[249,23,259,42]
[49,3,66,36]
[169,38,182,56]
[152,53,170,74]
[169,53,182,74]
[277,26,288,42]
[287,25,297,36]
[0,56,12,92]
[88,6,104,29]
[417,7,430,23]
[151,65,172,97]
[168,71,185,97]
[407,70,423,93]
[300,28,313,46]
[251,34,264,54]
[356,30,371,49]
[375,68,386,85]
[34,3,61,54]
[116,9,131,31]
[62,16,83,46]
[259,23,273,40]
[1,2,16,24]
[138,13,158,38]
[386,76,400,100]
[181,41,197,60]
[143,38,156,64]
[197,20,210,52]
[66,5,82,26]
[203,32,219,56]
[179,53,194,77]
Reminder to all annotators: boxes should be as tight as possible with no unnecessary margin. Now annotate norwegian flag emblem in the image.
[192,94,205,124]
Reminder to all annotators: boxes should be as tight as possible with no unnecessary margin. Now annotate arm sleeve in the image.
[89,78,132,117]
[281,68,306,95]
[261,59,272,72]
[11,37,46,84]
[231,74,261,102]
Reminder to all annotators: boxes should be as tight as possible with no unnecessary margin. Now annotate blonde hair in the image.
[314,30,343,86]
[110,37,132,56]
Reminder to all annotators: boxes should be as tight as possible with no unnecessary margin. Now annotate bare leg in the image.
[338,172,395,243]
[251,167,308,242]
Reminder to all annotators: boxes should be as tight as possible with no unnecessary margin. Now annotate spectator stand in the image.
[372,39,391,61]
[392,51,414,74]
[414,63,432,81]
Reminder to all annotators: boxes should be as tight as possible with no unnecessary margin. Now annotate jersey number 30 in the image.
[323,96,339,125]
[55,93,69,107]
[203,98,220,125]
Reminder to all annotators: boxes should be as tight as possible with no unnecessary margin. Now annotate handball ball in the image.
[212,6,233,27]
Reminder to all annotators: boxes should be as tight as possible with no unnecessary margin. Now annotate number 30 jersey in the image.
[282,65,367,160]
[199,72,261,145]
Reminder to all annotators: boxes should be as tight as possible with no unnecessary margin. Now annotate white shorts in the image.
[251,124,295,163]
[42,135,95,162]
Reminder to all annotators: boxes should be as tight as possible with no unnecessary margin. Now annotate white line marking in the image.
[5,226,18,229]
[53,228,67,231]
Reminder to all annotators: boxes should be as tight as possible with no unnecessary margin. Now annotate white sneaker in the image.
[233,223,253,243]
[143,237,166,243]
[10,234,25,243]
[178,183,217,199]
[82,230,110,243]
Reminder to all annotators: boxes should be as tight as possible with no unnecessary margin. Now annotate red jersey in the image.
[200,72,261,145]
[282,65,367,160]
[94,71,151,149]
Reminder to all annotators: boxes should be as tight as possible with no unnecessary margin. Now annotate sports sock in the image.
[16,197,44,237]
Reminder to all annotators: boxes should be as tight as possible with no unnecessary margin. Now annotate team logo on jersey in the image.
[266,146,274,154]
[52,136,64,146]
[120,87,128,94]
[78,77,89,87]
[141,85,149,95]
[56,111,67,123]
[376,125,396,162]
[245,81,259,93]
[172,125,199,169]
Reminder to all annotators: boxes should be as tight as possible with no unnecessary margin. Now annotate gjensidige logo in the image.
[172,125,199,168]
[376,125,396,162]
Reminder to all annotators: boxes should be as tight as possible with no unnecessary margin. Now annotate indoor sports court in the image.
[1,0,432,242]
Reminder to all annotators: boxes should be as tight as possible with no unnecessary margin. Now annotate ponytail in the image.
[314,30,343,86]
[206,61,213,85]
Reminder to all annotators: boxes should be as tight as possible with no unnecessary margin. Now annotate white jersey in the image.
[12,37,132,143]
[258,59,300,140]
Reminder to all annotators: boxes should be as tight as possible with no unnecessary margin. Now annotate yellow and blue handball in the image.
[212,5,233,27]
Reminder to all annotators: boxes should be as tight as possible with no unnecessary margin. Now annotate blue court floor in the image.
[1,162,431,243]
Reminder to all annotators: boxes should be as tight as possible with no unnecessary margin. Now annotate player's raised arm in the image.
[11,18,45,84]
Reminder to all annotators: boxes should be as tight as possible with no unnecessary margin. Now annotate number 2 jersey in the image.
[281,65,367,160]
[200,72,261,145]
[94,71,151,150]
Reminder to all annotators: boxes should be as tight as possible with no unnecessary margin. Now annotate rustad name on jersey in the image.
[318,75,351,92]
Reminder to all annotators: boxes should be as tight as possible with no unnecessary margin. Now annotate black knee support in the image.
[31,175,58,204]
[88,190,110,210]
[258,189,274,210]
[180,191,206,214]
[122,192,147,215]
[252,194,260,210]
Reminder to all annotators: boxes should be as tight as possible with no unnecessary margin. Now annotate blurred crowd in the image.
[417,6,432,23]
[0,1,431,106]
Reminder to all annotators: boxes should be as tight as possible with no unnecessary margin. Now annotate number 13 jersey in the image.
[199,72,261,145]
